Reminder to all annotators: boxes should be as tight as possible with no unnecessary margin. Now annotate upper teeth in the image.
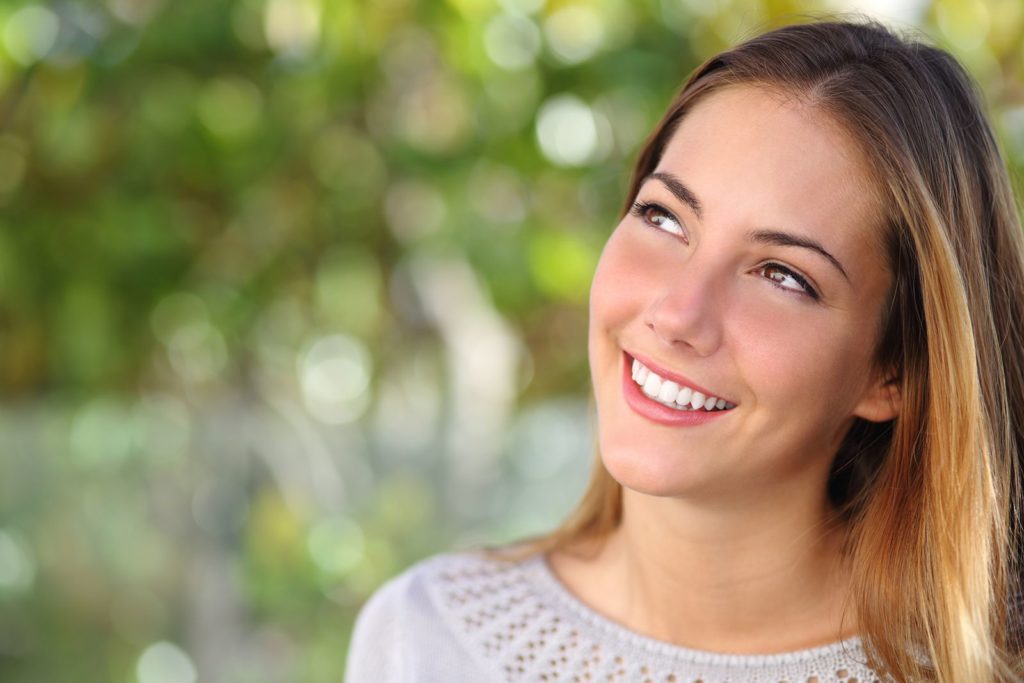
[631,359,735,412]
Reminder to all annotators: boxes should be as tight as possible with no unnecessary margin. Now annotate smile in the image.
[630,357,736,412]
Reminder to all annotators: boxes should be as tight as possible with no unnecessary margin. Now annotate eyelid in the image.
[630,200,688,241]
[760,261,821,300]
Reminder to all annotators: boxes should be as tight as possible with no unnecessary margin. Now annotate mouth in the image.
[626,351,736,413]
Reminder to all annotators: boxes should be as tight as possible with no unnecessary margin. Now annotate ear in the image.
[852,372,901,423]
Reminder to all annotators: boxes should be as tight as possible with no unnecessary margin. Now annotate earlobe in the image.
[854,375,901,423]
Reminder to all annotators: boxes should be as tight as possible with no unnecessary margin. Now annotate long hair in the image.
[500,19,1024,682]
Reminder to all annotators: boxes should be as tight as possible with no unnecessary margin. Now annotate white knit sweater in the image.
[344,551,880,683]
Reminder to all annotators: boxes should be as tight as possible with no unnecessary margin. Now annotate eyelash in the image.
[629,200,820,301]
[630,200,686,240]
[759,262,820,300]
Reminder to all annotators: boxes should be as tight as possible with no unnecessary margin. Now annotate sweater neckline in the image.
[523,551,865,667]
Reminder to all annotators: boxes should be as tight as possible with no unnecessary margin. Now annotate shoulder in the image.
[352,550,522,624]
[345,549,538,683]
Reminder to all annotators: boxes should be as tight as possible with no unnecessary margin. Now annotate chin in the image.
[599,440,704,498]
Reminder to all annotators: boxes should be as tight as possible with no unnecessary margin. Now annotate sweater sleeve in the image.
[344,572,412,683]
[343,555,492,682]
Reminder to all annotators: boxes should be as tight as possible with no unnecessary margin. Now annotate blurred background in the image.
[0,0,1021,680]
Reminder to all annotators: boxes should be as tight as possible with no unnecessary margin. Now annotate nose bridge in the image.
[644,248,725,355]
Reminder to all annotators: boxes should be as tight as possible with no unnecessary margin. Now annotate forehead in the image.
[655,85,886,267]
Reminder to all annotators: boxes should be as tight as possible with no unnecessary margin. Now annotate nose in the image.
[642,259,724,356]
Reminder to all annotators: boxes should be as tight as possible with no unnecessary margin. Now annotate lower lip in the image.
[621,352,733,427]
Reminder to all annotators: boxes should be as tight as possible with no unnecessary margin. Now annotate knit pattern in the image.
[428,552,880,683]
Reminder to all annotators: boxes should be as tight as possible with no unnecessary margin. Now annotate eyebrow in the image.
[747,229,850,281]
[645,171,850,282]
[648,172,703,221]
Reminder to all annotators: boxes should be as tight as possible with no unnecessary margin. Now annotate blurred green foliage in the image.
[0,0,1021,681]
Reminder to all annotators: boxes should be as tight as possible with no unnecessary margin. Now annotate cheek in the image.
[732,296,874,419]
[589,226,673,327]
[589,228,642,330]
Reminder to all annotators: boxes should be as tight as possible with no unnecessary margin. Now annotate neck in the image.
[549,485,855,654]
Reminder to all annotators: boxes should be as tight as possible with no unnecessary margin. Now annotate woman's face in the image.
[589,85,898,503]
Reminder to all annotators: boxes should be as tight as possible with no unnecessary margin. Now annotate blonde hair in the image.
[500,20,1024,682]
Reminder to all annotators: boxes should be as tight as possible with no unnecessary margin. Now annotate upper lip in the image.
[626,350,734,403]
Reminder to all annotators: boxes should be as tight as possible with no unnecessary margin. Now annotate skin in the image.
[547,85,901,654]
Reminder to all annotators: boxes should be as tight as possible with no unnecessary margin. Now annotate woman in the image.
[345,19,1024,682]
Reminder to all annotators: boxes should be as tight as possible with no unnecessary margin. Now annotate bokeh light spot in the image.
[197,77,264,141]
[528,230,597,301]
[311,126,388,204]
[498,0,546,13]
[936,0,991,50]
[1002,106,1024,160]
[3,5,59,65]
[307,516,365,575]
[536,95,601,167]
[398,75,472,155]
[299,334,372,424]
[0,530,35,593]
[152,293,227,383]
[543,5,605,64]
[264,0,321,56]
[70,398,135,468]
[484,12,541,69]
[137,642,197,683]
[825,0,928,25]
[106,0,164,26]
[168,323,228,383]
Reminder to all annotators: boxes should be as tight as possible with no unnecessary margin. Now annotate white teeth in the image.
[629,356,734,412]
[657,380,679,403]
[642,374,662,398]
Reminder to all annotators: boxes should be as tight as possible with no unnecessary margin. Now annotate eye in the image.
[759,262,820,300]
[630,200,687,241]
